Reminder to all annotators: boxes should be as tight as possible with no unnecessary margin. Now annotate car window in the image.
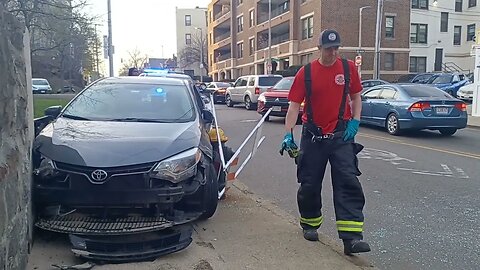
[273,78,294,91]
[364,89,382,99]
[239,78,248,87]
[258,76,282,86]
[216,82,231,88]
[362,82,371,88]
[459,74,465,81]
[452,75,460,82]
[403,85,450,98]
[248,77,255,86]
[62,82,195,122]
[431,75,453,84]
[206,83,215,89]
[380,88,397,99]
[233,78,242,87]
[33,79,49,85]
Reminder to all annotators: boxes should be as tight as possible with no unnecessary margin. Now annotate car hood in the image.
[34,117,203,167]
[263,91,289,98]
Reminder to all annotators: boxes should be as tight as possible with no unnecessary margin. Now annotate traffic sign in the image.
[355,55,362,66]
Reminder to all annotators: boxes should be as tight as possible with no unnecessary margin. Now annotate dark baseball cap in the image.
[318,29,341,48]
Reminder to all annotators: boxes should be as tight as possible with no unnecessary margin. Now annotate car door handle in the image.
[384,102,390,106]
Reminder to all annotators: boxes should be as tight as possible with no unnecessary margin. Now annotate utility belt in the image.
[303,123,344,143]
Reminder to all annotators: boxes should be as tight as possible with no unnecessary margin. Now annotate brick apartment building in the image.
[207,0,411,82]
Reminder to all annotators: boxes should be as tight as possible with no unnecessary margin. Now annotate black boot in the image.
[303,229,319,241]
[343,239,371,255]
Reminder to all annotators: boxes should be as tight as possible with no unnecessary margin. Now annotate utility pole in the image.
[358,6,371,78]
[94,24,101,78]
[107,0,114,77]
[267,0,272,74]
[373,0,384,79]
[195,27,204,82]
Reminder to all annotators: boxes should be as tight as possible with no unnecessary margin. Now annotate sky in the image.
[87,0,210,76]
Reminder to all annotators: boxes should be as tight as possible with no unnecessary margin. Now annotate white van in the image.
[225,74,283,110]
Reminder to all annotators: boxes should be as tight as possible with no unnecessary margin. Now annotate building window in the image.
[249,38,255,55]
[440,12,448,32]
[410,57,427,72]
[454,26,462,45]
[384,53,394,70]
[279,1,289,11]
[249,10,255,27]
[300,53,312,65]
[467,24,475,41]
[385,16,395,38]
[237,16,244,32]
[455,0,463,11]
[185,15,191,26]
[301,16,314,39]
[410,23,428,44]
[185,33,192,45]
[412,0,428,9]
[469,0,476,7]
[237,42,243,58]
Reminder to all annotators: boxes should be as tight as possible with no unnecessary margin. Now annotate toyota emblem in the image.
[275,98,280,102]
[91,169,108,182]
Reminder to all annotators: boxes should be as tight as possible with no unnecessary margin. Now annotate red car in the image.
[257,77,303,122]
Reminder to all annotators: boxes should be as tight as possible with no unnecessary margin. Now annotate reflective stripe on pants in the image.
[336,220,363,233]
[300,216,323,228]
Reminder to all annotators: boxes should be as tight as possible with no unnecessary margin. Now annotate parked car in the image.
[225,74,283,110]
[395,73,440,84]
[32,76,220,236]
[361,79,389,91]
[206,82,232,103]
[457,82,475,101]
[256,77,303,122]
[426,72,470,97]
[32,78,52,94]
[360,84,467,136]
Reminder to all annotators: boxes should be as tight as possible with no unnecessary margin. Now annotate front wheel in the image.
[386,113,401,135]
[439,128,457,136]
[199,164,219,220]
[225,94,234,107]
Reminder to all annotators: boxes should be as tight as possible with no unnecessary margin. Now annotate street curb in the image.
[467,124,480,130]
[230,181,379,270]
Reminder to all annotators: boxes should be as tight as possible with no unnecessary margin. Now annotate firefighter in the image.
[280,29,370,255]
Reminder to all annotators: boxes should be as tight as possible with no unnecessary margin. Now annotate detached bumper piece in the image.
[69,224,193,263]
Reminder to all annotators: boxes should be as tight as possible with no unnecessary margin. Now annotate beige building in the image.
[207,0,411,82]
[176,7,208,79]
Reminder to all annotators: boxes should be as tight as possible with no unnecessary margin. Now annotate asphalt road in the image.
[215,103,480,270]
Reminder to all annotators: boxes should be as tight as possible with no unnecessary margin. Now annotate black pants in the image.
[296,126,366,240]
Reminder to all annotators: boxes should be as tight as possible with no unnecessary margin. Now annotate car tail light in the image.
[255,87,260,95]
[408,102,431,112]
[455,102,467,111]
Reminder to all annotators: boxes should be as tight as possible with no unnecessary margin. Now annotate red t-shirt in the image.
[288,58,362,133]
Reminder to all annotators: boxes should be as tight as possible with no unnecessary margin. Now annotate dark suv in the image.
[33,77,219,236]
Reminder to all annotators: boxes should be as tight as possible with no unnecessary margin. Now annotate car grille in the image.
[54,161,156,184]
[36,215,173,235]
[265,97,289,103]
[69,174,148,190]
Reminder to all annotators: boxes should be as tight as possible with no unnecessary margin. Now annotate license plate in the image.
[272,106,282,112]
[435,107,449,114]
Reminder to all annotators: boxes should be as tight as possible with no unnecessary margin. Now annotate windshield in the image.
[272,78,294,91]
[32,79,49,85]
[403,85,451,98]
[62,82,195,122]
[216,82,231,88]
[258,76,282,86]
[431,75,453,84]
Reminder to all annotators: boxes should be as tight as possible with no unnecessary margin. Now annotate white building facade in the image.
[176,7,208,79]
[410,0,479,74]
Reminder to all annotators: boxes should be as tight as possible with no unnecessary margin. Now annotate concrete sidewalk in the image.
[27,182,375,270]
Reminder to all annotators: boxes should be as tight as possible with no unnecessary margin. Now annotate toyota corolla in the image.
[33,76,219,236]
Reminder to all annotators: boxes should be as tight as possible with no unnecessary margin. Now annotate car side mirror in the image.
[44,105,62,118]
[202,109,214,123]
[361,95,367,101]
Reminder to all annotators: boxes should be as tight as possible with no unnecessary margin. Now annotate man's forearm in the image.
[285,102,301,132]
[351,95,362,120]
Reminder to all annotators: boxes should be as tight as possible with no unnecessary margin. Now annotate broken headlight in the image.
[33,155,61,179]
[151,148,202,183]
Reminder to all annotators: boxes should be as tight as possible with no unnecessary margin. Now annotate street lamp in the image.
[358,6,371,78]
[195,27,204,82]
[373,0,384,79]
[267,0,272,74]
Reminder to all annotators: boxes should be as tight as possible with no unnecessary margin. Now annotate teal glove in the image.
[343,119,360,141]
[279,132,298,158]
